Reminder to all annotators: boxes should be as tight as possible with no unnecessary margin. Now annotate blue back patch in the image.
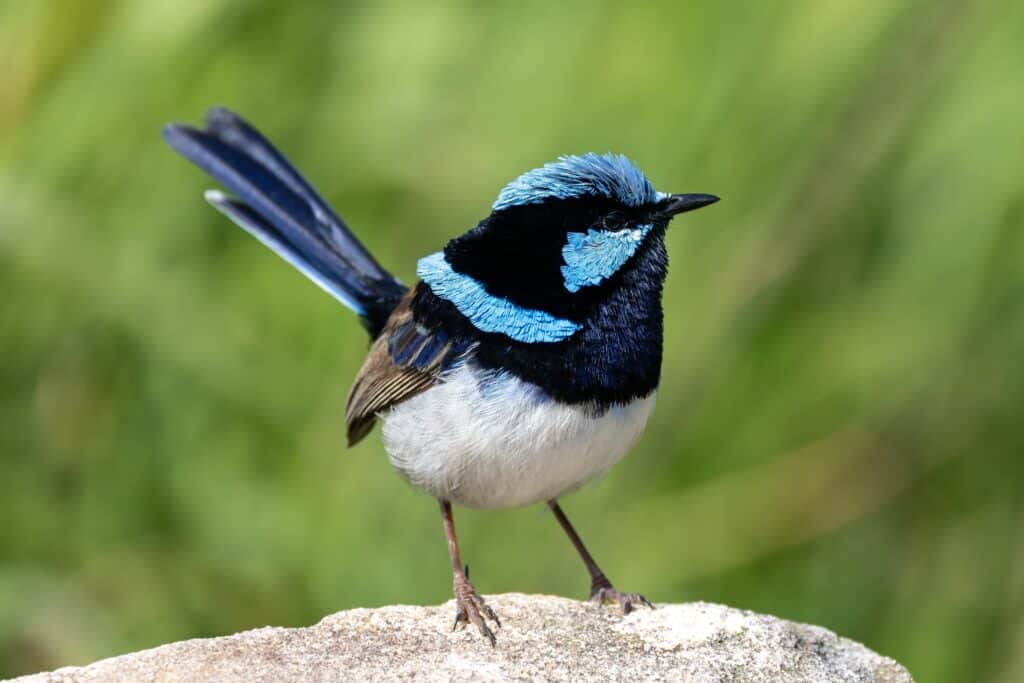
[561,224,652,292]
[417,252,581,343]
[493,153,660,211]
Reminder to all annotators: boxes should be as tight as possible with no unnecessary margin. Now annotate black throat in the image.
[411,227,668,409]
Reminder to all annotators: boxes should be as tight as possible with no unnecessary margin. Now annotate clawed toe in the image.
[590,584,655,615]
[453,576,501,645]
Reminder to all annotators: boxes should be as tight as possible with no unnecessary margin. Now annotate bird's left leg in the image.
[439,499,501,645]
[548,500,654,614]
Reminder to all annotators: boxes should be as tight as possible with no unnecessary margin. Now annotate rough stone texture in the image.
[18,594,913,682]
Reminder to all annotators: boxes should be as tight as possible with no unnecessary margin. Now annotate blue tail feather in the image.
[162,108,405,336]
[204,190,369,315]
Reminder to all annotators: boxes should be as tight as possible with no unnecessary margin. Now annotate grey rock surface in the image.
[18,593,912,682]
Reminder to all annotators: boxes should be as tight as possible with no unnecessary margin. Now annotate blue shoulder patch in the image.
[561,224,652,292]
[387,317,473,372]
[417,252,581,343]
[493,153,660,211]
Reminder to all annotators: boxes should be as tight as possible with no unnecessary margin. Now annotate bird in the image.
[162,108,718,646]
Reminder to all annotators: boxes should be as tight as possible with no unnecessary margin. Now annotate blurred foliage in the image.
[1,0,1023,680]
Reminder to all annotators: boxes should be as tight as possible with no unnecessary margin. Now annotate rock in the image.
[18,594,912,682]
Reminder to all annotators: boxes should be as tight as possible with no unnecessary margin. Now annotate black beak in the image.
[657,193,720,219]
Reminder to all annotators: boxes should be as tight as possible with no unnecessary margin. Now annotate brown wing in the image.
[345,289,474,445]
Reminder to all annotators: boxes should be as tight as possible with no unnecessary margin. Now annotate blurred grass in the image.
[1,0,1023,680]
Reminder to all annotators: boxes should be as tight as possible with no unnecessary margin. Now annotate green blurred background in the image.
[1,0,1022,680]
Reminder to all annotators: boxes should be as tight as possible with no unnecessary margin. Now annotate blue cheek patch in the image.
[417,252,582,343]
[561,224,652,292]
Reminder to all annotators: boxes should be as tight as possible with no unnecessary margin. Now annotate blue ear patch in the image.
[561,224,652,292]
[417,252,582,343]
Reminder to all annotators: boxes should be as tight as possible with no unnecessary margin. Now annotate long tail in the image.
[162,107,405,338]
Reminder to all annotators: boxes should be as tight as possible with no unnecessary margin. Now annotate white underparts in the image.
[380,364,655,509]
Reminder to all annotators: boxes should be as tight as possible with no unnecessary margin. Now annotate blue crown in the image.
[492,153,661,211]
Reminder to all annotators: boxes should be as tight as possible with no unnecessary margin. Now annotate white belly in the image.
[380,364,655,509]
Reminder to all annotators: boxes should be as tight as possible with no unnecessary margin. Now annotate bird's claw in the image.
[590,582,655,615]
[453,574,501,646]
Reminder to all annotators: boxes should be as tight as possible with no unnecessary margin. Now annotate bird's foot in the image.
[453,568,501,646]
[590,577,655,615]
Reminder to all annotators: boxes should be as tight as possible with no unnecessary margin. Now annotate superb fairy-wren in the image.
[163,108,718,645]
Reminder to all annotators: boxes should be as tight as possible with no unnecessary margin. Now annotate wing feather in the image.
[345,291,473,445]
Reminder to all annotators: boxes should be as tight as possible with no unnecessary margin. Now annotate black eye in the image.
[600,211,629,231]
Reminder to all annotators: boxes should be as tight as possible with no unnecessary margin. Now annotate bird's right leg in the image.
[439,499,501,645]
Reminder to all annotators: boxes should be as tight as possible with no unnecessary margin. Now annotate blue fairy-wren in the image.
[163,108,718,645]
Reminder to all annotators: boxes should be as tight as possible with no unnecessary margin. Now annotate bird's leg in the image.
[439,499,501,645]
[548,500,654,614]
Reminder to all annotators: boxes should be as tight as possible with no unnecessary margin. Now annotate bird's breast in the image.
[380,364,656,508]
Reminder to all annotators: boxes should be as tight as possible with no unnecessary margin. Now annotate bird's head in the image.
[417,153,717,342]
